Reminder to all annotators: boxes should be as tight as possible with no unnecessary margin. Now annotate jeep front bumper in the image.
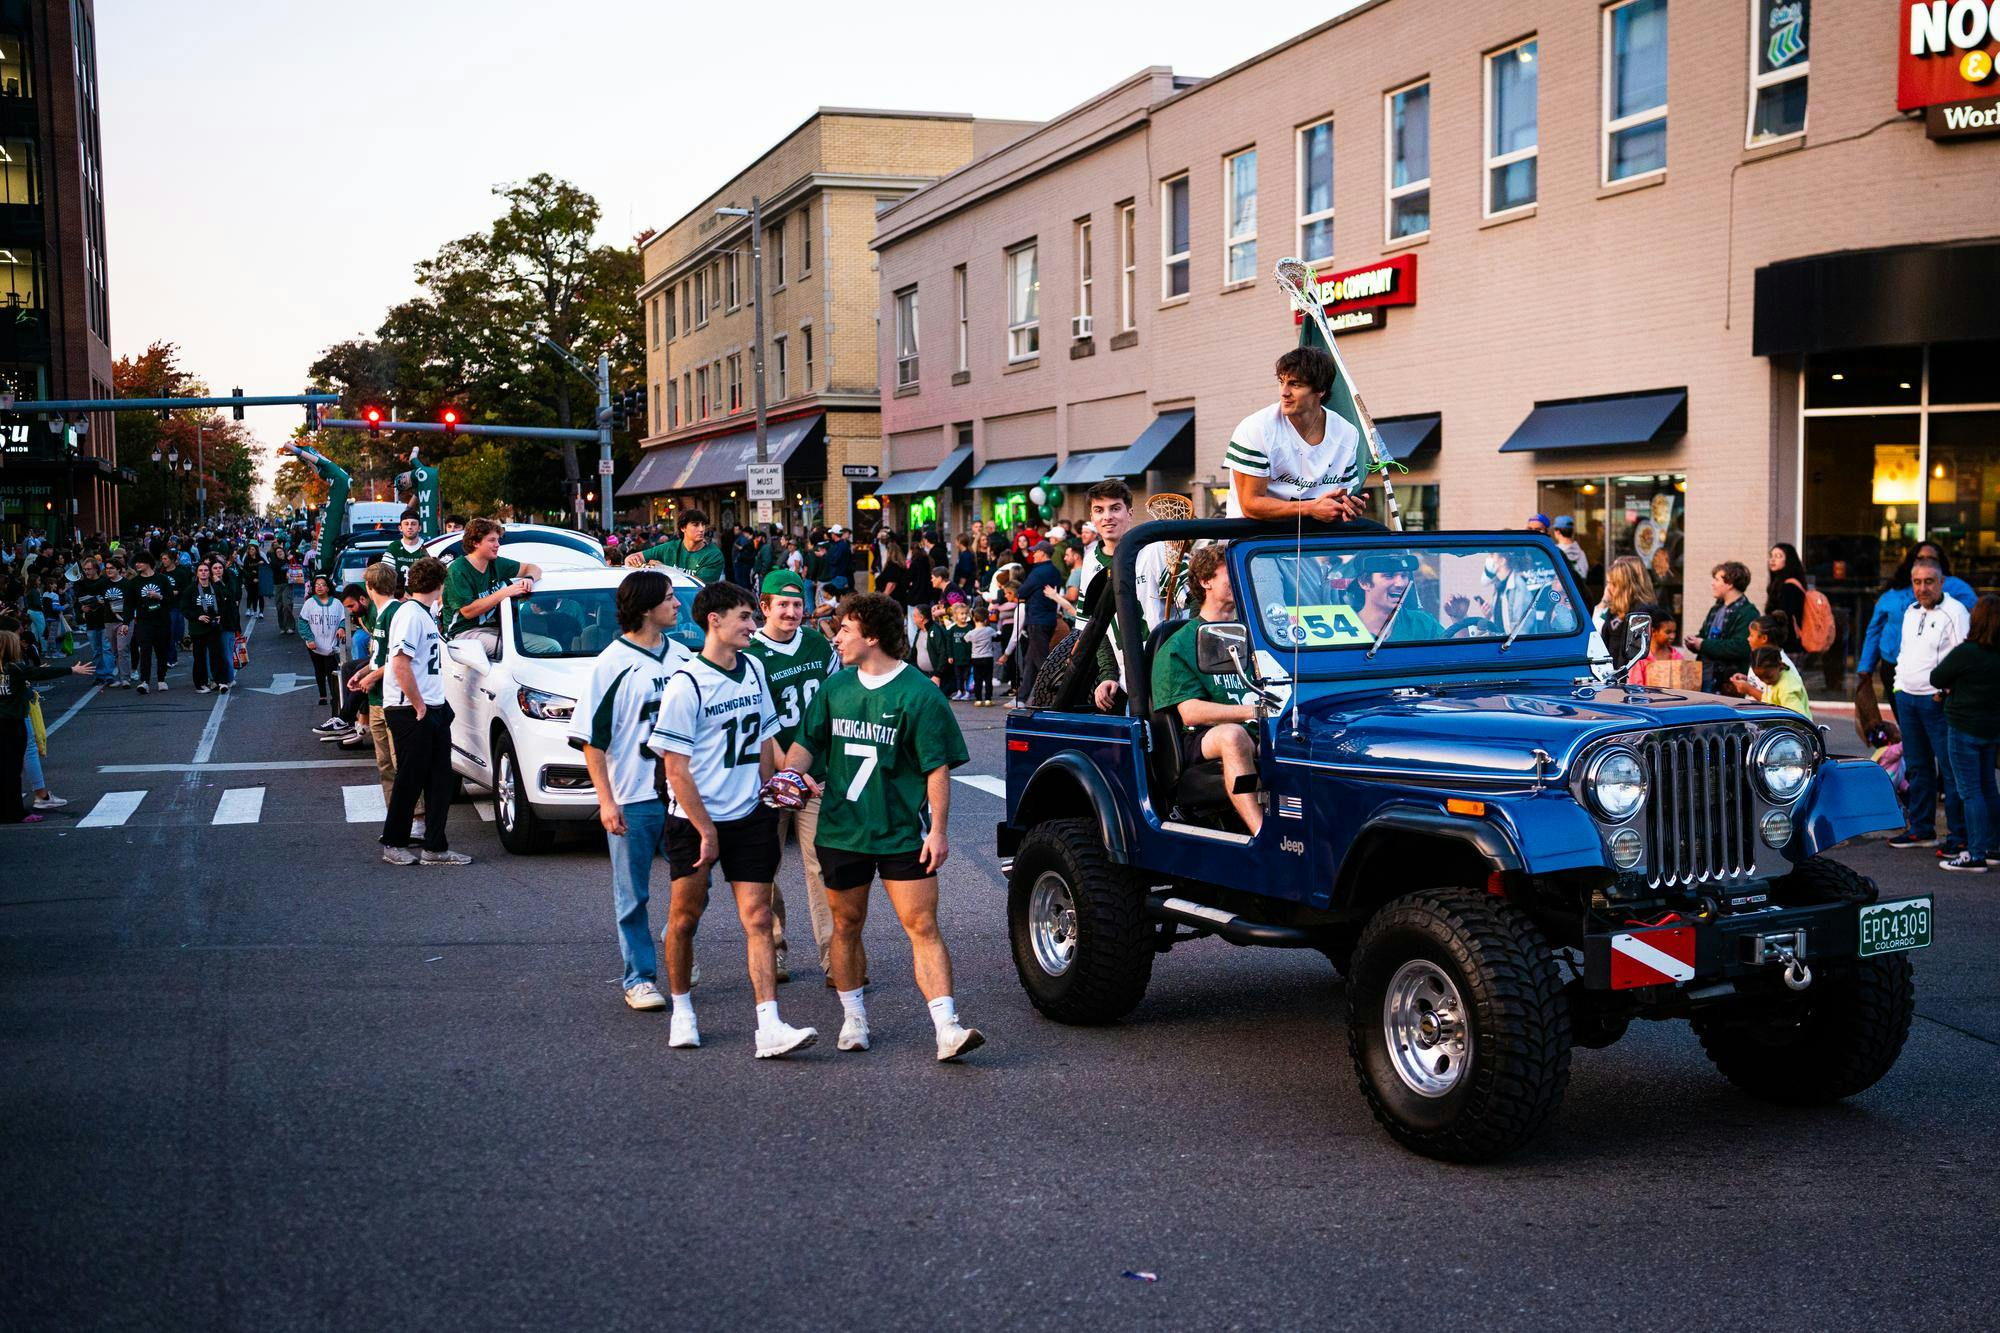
[1581,895,1932,991]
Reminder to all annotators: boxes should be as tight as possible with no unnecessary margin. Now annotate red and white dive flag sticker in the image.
[1608,928,1697,989]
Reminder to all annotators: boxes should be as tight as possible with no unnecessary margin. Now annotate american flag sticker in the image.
[1277,795,1304,820]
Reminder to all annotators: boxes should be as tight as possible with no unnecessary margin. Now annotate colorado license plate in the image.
[1858,897,1933,957]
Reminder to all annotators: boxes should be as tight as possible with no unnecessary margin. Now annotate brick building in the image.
[873,0,2000,696]
[625,108,1033,535]
[0,0,119,542]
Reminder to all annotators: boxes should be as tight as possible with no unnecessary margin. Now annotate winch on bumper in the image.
[1582,894,1933,995]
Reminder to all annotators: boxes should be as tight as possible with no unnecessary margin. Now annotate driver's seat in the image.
[1146,618,1232,820]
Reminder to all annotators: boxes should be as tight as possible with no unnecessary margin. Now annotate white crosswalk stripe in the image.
[211,787,266,826]
[342,785,387,824]
[952,774,1006,798]
[77,790,147,828]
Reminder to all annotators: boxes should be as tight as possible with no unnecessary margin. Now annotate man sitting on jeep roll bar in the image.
[1149,546,1264,835]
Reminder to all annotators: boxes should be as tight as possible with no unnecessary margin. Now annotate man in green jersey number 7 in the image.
[769,591,984,1061]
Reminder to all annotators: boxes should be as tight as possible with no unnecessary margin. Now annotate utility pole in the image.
[196,422,206,524]
[596,351,613,532]
[716,199,769,466]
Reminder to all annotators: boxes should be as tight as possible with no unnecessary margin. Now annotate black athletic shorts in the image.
[665,807,781,882]
[1179,724,1218,771]
[817,842,931,890]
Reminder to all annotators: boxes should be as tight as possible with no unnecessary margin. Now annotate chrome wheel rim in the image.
[1029,872,1079,977]
[496,751,517,830]
[1383,959,1471,1098]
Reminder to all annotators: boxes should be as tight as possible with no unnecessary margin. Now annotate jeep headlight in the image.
[517,685,576,721]
[1585,748,1647,823]
[1753,729,1812,803]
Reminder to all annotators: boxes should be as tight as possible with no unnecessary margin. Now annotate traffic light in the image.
[364,406,384,437]
[232,387,245,421]
[305,403,322,432]
[441,407,459,436]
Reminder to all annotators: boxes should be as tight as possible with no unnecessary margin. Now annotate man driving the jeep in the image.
[1150,546,1264,835]
[1354,553,1445,642]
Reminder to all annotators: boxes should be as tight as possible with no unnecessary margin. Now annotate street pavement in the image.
[3,610,1995,1331]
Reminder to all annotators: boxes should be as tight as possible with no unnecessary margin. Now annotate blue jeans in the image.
[88,627,113,674]
[1946,731,2000,860]
[607,798,669,989]
[22,718,44,794]
[1896,691,1966,846]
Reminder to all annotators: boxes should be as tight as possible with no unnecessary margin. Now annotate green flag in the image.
[291,444,351,573]
[1295,289,1403,487]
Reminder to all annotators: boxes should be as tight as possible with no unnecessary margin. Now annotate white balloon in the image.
[1028,485,1047,506]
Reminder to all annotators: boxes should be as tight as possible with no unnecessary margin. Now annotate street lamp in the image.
[714,200,769,470]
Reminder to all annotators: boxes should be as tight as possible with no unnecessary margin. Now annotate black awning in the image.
[1047,451,1123,486]
[967,455,1056,490]
[617,414,825,498]
[1106,409,1195,476]
[1371,413,1440,464]
[874,443,972,497]
[1498,389,1686,454]
[1754,240,2000,357]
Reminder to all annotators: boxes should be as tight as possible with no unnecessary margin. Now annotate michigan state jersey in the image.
[744,625,838,751]
[649,652,779,823]
[568,634,692,806]
[798,662,969,855]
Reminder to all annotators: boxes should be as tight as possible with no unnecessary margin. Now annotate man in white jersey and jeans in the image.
[1224,347,1368,522]
[649,581,815,1057]
[571,570,692,1012]
[379,556,469,866]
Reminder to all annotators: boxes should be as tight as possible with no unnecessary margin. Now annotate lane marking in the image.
[342,785,386,824]
[78,790,147,828]
[952,774,1007,798]
[211,787,266,826]
[44,682,100,737]
[192,688,231,764]
[474,801,495,821]
[101,759,379,773]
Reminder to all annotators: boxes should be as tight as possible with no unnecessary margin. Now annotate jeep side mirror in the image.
[1196,621,1258,684]
[447,638,491,674]
[1624,613,1651,662]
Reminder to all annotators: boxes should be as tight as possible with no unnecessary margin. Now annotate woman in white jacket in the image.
[297,575,348,709]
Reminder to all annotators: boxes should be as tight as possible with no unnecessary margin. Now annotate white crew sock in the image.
[927,995,958,1034]
[671,992,695,1019]
[756,999,782,1034]
[838,987,868,1020]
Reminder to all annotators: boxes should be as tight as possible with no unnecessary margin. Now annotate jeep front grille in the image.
[1637,728,1756,889]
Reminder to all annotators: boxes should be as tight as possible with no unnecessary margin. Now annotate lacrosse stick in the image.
[1272,256,1404,532]
[1145,491,1195,615]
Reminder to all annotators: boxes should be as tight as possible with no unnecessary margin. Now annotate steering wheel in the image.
[1446,616,1501,639]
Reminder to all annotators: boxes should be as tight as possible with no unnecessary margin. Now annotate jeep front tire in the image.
[1008,818,1152,1024]
[1693,955,1915,1104]
[1347,888,1572,1162]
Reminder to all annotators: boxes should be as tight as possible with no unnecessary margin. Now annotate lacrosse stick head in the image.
[1144,492,1193,523]
[1272,256,1317,309]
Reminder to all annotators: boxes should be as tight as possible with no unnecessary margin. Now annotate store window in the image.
[1747,0,1808,145]
[1485,39,1538,215]
[1385,80,1431,240]
[1224,148,1257,283]
[1297,117,1335,263]
[1604,0,1669,183]
[1161,174,1190,300]
[1537,474,1687,615]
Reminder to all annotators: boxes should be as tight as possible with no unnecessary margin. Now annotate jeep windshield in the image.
[512,586,702,657]
[1245,542,1581,651]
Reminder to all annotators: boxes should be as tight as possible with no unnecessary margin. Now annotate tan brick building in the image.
[874,0,2000,696]
[625,108,1033,535]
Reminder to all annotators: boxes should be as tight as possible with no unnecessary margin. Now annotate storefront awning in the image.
[616,414,826,498]
[1754,240,2000,357]
[1371,413,1441,464]
[967,454,1056,490]
[1105,409,1195,477]
[873,443,972,497]
[1497,390,1686,454]
[1047,451,1122,486]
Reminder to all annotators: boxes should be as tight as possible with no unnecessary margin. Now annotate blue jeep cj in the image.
[998,518,1931,1162]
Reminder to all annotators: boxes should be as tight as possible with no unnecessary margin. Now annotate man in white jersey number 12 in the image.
[650,582,816,1058]
[1224,346,1368,522]
[765,591,984,1062]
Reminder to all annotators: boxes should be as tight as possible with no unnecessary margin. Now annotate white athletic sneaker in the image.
[774,944,790,984]
[624,981,667,1011]
[381,846,418,866]
[135,683,148,694]
[31,795,69,810]
[312,717,346,733]
[420,849,473,866]
[689,960,701,989]
[755,1021,818,1059]
[668,1010,701,1048]
[194,684,213,694]
[410,818,427,842]
[936,1023,986,1062]
[154,682,168,692]
[837,1013,871,1052]
[217,683,230,693]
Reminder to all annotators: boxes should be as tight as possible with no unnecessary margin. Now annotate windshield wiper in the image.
[1500,580,1551,654]
[1365,584,1414,660]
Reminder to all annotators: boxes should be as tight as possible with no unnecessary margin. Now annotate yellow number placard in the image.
[1271,603,1375,646]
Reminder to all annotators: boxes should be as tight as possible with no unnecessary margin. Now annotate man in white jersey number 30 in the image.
[1224,347,1368,522]
[650,583,816,1057]
[764,591,984,1061]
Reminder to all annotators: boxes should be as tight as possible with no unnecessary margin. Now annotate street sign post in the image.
[841,464,880,480]
[746,464,783,502]
[597,458,615,475]
[755,499,774,525]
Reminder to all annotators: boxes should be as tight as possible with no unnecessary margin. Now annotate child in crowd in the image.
[1626,609,1691,687]
[966,602,997,706]
[947,602,974,700]
[1739,645,1812,719]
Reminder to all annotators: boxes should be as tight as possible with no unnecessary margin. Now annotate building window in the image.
[1748,0,1808,144]
[680,282,690,334]
[649,297,659,349]
[1296,118,1334,263]
[0,34,30,98]
[1486,39,1539,215]
[1385,80,1431,241]
[1604,0,1669,183]
[800,204,812,274]
[726,252,740,310]
[697,366,709,419]
[801,325,814,390]
[772,220,787,287]
[696,269,709,326]
[664,382,676,432]
[894,286,920,388]
[1161,174,1190,300]
[1006,242,1039,361]
[0,246,41,309]
[1224,149,1257,283]
[774,335,789,399]
[1075,218,1093,333]
[665,288,677,340]
[682,372,691,427]
[1118,202,1137,332]
[954,264,969,371]
[727,354,742,411]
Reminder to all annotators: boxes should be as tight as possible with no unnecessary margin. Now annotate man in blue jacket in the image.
[1857,542,1977,699]
[1014,542,1062,708]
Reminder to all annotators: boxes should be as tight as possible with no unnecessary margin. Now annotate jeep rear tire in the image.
[1347,888,1571,1162]
[1693,955,1915,1105]
[1009,818,1152,1024]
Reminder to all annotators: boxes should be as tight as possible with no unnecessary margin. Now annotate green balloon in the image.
[1040,502,1057,521]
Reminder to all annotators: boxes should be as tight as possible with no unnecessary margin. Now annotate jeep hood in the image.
[1283,681,1787,784]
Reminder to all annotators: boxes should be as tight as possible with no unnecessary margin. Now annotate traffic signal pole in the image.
[596,353,613,533]
[319,418,598,443]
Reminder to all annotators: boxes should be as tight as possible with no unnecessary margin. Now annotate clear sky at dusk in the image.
[99,0,1363,491]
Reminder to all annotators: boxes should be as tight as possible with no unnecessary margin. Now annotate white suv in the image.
[442,566,704,853]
